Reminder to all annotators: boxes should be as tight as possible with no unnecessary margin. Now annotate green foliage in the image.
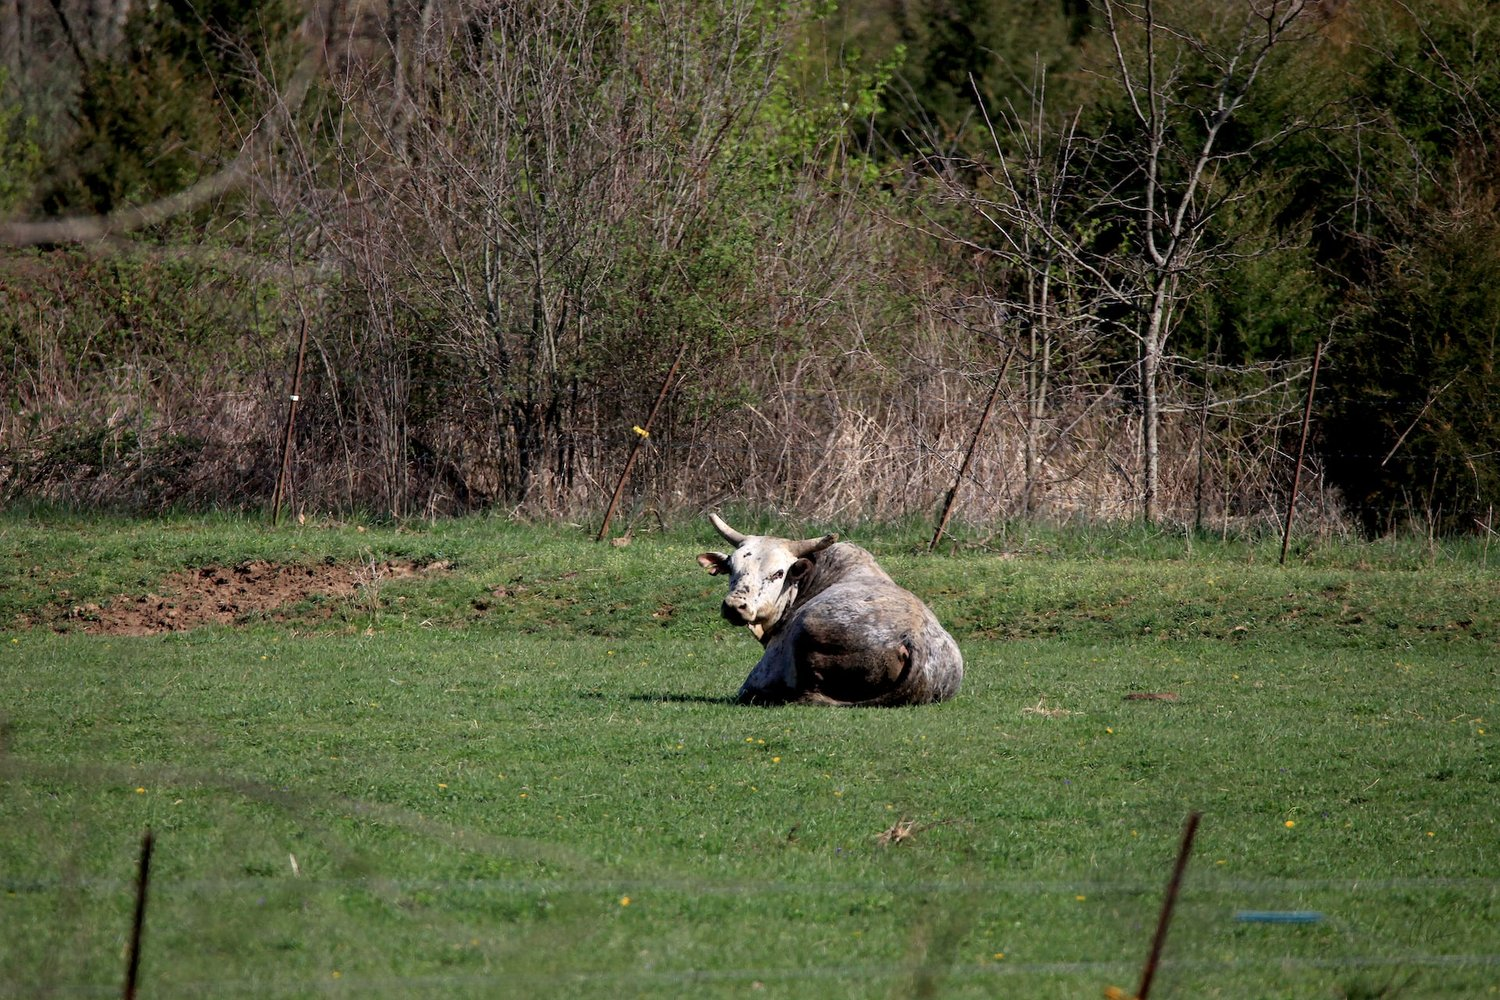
[42,0,297,214]
[1301,0,1500,534]
[839,0,1085,156]
[763,9,903,176]
[0,250,271,371]
[0,72,42,215]
[1323,208,1500,536]
[1,515,1497,997]
[1180,240,1329,364]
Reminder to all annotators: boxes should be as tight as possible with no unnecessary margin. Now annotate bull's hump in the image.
[800,580,927,631]
[822,542,888,571]
[804,543,895,590]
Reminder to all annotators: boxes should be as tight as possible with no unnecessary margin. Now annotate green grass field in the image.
[2,512,1497,998]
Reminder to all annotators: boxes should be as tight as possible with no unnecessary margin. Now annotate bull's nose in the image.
[721,600,752,625]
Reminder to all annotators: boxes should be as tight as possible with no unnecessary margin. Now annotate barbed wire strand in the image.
[16,952,1500,997]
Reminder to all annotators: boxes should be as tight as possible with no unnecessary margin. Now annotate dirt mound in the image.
[66,559,445,635]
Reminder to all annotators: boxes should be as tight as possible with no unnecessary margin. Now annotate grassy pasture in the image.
[1,512,1497,998]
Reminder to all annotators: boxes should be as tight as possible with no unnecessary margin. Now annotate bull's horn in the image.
[708,512,747,546]
[790,533,838,558]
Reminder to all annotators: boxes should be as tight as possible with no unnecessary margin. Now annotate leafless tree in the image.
[925,1,1318,523]
[1099,0,1314,519]
[253,0,801,512]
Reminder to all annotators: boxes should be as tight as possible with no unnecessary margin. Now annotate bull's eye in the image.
[767,569,785,582]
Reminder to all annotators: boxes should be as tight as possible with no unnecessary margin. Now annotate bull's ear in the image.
[697,552,730,575]
[788,557,813,580]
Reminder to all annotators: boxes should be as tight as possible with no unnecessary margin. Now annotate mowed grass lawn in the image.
[1,512,1497,998]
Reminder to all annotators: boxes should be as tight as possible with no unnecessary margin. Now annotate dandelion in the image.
[438,783,448,789]
[993,952,1005,960]
[619,896,632,907]
[1075,895,1087,902]
[1285,820,1296,828]
[771,756,781,763]
[135,787,146,794]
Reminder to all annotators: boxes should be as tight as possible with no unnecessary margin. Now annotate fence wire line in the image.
[13,874,1498,992]
[18,953,1500,997]
[7,874,1499,896]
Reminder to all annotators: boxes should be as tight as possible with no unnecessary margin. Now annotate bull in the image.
[696,513,963,706]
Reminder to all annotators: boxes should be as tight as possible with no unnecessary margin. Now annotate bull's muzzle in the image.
[721,600,753,626]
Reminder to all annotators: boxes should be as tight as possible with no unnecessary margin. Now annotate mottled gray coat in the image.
[697,515,963,706]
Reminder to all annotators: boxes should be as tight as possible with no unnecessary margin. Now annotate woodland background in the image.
[0,0,1495,536]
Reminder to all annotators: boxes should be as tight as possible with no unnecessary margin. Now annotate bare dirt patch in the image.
[64,559,447,635]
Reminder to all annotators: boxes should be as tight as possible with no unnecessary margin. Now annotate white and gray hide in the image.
[696,514,963,706]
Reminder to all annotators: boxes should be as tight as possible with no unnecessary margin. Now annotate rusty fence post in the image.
[123,828,155,1000]
[929,348,1014,553]
[272,314,310,527]
[1134,811,1201,1000]
[1279,341,1322,565]
[597,342,688,542]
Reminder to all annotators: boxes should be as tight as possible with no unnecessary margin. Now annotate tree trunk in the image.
[1141,283,1170,522]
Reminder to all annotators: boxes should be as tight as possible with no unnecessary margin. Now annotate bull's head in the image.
[697,513,837,639]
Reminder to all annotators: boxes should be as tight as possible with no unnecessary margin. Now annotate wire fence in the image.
[9,860,1500,997]
[18,956,1500,998]
[7,746,1498,998]
[8,874,1500,897]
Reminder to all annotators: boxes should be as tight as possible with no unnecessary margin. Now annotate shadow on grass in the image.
[577,690,740,705]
